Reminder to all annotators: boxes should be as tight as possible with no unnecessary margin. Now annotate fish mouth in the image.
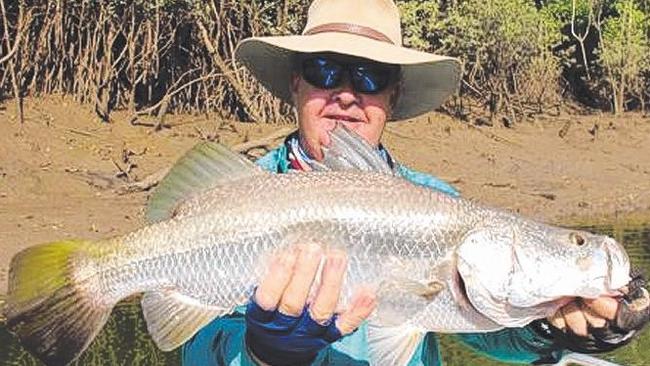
[605,237,631,292]
[457,270,469,301]
[452,268,480,313]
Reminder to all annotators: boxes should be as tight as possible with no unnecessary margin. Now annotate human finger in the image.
[582,305,607,328]
[583,297,619,320]
[309,250,348,324]
[255,248,299,311]
[547,309,567,331]
[309,138,324,161]
[562,302,589,337]
[335,288,377,335]
[278,243,323,316]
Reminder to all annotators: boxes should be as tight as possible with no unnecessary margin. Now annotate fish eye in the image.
[569,232,586,246]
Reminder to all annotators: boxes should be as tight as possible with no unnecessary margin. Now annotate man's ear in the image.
[290,72,301,103]
[389,83,401,111]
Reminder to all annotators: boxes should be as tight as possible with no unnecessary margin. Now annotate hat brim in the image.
[235,32,461,120]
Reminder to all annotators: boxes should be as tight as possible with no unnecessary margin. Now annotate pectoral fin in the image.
[378,277,445,302]
[367,324,425,366]
[401,278,445,300]
[141,290,229,351]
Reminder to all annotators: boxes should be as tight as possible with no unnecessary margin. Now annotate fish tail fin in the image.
[4,239,115,366]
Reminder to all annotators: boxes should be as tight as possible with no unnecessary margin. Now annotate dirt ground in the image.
[1,96,650,294]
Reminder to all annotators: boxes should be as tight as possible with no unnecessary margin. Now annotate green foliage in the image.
[257,0,309,36]
[396,1,442,51]
[441,0,549,67]
[540,0,596,56]
[598,0,650,112]
[543,0,594,26]
[436,0,563,114]
[395,0,649,115]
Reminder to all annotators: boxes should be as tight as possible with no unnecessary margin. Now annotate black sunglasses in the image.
[300,56,399,94]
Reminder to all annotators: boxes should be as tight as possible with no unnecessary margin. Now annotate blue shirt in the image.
[182,141,562,365]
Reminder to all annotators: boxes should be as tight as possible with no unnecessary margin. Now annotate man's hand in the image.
[548,297,618,337]
[543,271,650,354]
[245,244,377,366]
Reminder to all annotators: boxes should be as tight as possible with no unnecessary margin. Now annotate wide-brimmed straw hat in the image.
[235,0,461,121]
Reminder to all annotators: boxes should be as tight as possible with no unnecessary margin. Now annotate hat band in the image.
[303,22,394,44]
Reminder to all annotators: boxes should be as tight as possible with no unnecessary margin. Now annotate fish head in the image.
[456,221,630,326]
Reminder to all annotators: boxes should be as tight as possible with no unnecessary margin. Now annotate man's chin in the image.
[317,118,338,131]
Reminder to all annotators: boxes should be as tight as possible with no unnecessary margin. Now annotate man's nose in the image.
[332,79,360,107]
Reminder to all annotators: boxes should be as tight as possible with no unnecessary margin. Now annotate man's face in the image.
[291,55,398,161]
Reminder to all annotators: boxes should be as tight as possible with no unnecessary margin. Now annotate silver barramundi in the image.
[3,127,631,366]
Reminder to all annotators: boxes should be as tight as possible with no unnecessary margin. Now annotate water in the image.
[0,224,648,366]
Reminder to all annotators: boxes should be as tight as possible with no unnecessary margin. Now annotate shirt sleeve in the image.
[183,315,442,366]
[456,326,564,364]
[255,145,290,173]
[396,164,460,197]
[182,312,260,366]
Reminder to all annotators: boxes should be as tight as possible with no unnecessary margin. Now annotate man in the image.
[183,0,646,365]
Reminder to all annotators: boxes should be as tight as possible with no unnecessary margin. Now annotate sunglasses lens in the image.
[351,65,393,94]
[301,56,397,93]
[302,57,343,89]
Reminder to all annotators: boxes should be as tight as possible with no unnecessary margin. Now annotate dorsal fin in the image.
[146,141,266,223]
[311,124,396,174]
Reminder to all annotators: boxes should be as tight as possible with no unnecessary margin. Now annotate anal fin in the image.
[141,290,229,351]
[367,324,425,366]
